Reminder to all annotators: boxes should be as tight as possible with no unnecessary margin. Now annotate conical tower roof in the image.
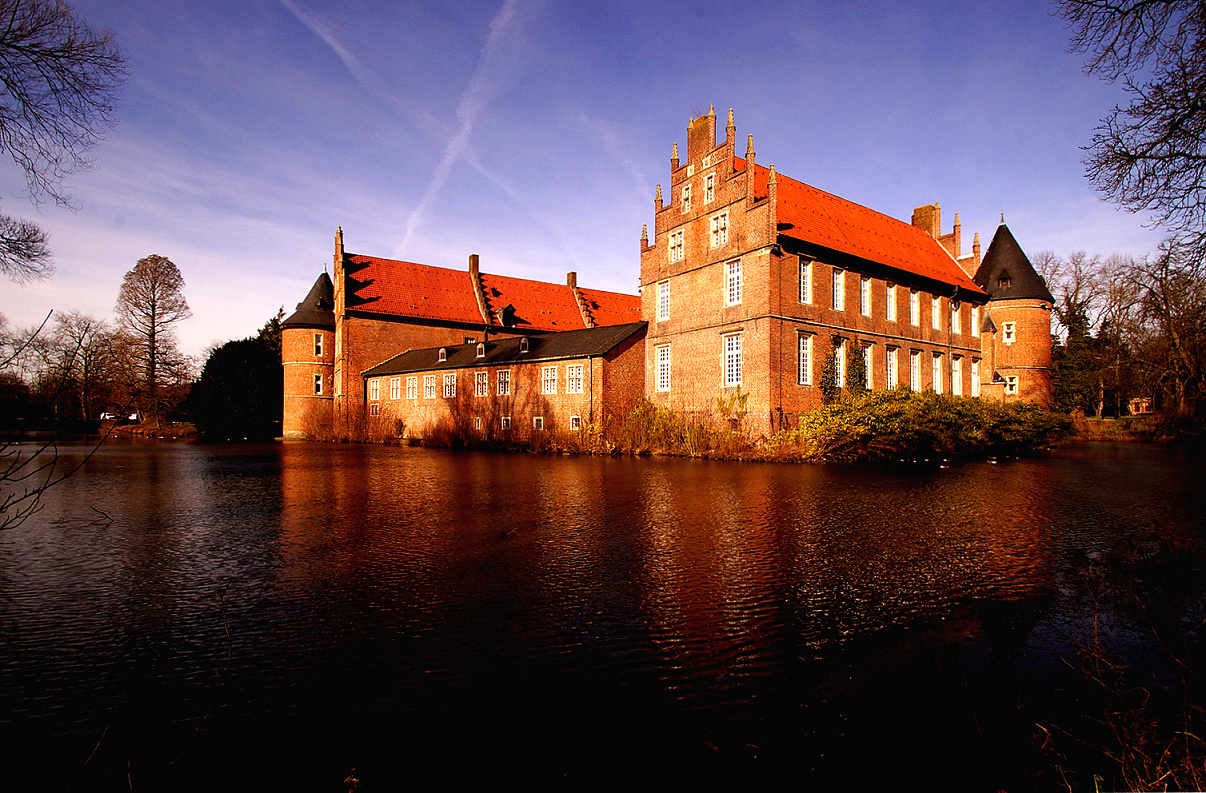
[974,222,1054,303]
[282,272,335,329]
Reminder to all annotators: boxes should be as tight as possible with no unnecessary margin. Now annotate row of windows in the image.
[653,336,982,396]
[678,173,715,214]
[370,414,585,431]
[368,364,588,402]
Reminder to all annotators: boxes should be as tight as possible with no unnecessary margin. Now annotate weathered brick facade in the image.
[640,107,1053,436]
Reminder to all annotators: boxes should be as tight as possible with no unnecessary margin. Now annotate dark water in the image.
[0,441,1203,789]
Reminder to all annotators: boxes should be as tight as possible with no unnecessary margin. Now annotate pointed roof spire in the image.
[282,272,336,329]
[1000,212,1006,225]
[655,184,662,203]
[746,133,755,159]
[974,223,1054,303]
[672,141,678,160]
[709,103,714,115]
[768,163,777,185]
[726,107,734,128]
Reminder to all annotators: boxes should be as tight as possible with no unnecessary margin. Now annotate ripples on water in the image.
[0,441,1202,789]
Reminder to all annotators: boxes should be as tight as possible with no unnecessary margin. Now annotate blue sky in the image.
[0,0,1163,357]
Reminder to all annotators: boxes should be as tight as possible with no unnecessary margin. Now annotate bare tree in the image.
[0,0,125,282]
[115,255,191,425]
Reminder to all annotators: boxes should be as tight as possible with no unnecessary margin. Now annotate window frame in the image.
[656,344,671,392]
[1003,322,1016,344]
[566,364,584,394]
[723,333,742,387]
[971,305,980,338]
[971,359,980,397]
[886,283,897,322]
[952,356,963,396]
[497,369,510,396]
[406,376,417,399]
[313,374,323,395]
[862,343,873,389]
[860,276,871,317]
[932,353,943,393]
[389,377,400,400]
[541,365,557,395]
[369,379,379,401]
[798,334,812,386]
[314,333,323,357]
[725,259,742,306]
[533,416,544,431]
[442,372,456,398]
[1005,375,1019,395]
[474,371,488,397]
[910,290,920,326]
[668,230,684,263]
[931,295,941,330]
[704,173,715,203]
[423,375,437,399]
[833,268,845,311]
[799,259,812,304]
[910,350,921,391]
[657,280,670,321]
[834,338,846,388]
[887,346,899,388]
[681,183,691,212]
[711,211,729,247]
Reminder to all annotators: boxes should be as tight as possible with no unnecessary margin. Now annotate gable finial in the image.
[709,103,714,115]
[641,223,648,245]
[746,133,755,159]
[655,183,662,203]
[768,163,777,185]
[672,141,678,159]
[727,107,734,128]
[1000,212,1006,225]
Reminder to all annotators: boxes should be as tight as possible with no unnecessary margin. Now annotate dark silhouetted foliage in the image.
[189,338,281,440]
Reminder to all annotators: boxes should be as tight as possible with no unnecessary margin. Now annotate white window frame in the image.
[833,269,845,311]
[723,333,742,387]
[704,173,715,203]
[389,377,400,400]
[474,371,488,397]
[910,350,921,391]
[541,365,557,395]
[971,359,980,397]
[951,303,961,335]
[406,376,417,399]
[501,416,511,430]
[498,369,510,396]
[862,344,873,389]
[533,416,544,430]
[725,259,742,305]
[566,364,584,394]
[570,415,582,430]
[314,333,323,357]
[1006,375,1019,395]
[886,283,897,322]
[1003,322,1016,344]
[423,375,436,399]
[910,290,920,326]
[442,373,456,398]
[668,230,684,263]
[952,356,963,396]
[971,306,980,338]
[932,353,943,393]
[834,338,846,388]
[681,183,691,213]
[798,334,812,386]
[369,403,380,416]
[887,347,899,388]
[711,212,728,247]
[932,295,942,330]
[657,280,670,321]
[314,374,323,395]
[860,276,871,317]
[800,260,812,304]
[656,345,671,392]
[369,379,380,401]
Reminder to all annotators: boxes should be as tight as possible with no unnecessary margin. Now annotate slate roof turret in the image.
[974,222,1054,303]
[282,272,335,329]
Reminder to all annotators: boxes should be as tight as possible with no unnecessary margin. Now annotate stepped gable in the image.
[342,251,640,332]
[974,222,1055,303]
[282,272,335,329]
[735,157,985,295]
[363,322,648,377]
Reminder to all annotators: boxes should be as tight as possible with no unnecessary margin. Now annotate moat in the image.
[1,441,1202,789]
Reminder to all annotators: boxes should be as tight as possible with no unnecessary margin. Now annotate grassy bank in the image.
[397,390,1072,462]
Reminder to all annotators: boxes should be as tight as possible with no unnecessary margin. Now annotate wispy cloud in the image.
[399,0,526,255]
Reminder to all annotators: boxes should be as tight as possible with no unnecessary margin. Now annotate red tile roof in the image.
[734,158,985,295]
[342,253,641,331]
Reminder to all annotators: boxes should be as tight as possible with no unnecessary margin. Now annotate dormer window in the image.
[476,342,485,358]
[519,337,530,354]
[999,275,1012,289]
[438,348,447,362]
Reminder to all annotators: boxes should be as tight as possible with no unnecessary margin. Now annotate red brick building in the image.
[640,107,1053,435]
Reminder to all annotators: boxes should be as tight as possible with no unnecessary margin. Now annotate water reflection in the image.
[0,441,1201,788]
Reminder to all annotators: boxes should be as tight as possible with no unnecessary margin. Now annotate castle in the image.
[282,108,1053,440]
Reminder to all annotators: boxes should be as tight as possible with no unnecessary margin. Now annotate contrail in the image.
[399,0,524,255]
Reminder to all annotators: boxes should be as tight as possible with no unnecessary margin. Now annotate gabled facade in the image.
[641,107,1029,436]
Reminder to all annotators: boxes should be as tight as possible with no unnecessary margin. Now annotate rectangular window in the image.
[862,344,873,389]
[886,284,897,321]
[887,347,899,388]
[951,303,961,335]
[498,370,510,395]
[406,376,417,399]
[423,375,436,399]
[442,373,456,398]
[971,306,980,338]
[705,173,715,203]
[542,366,557,395]
[668,231,683,263]
[932,353,943,393]
[860,276,871,317]
[656,345,671,392]
[369,379,380,401]
[932,295,941,330]
[1003,322,1016,344]
[971,359,980,397]
[500,416,511,430]
[681,183,691,212]
[952,356,963,396]
[834,338,846,388]
[798,335,812,385]
[910,350,921,391]
[726,259,742,305]
[313,374,323,395]
[723,334,742,386]
[533,416,544,430]
[474,371,488,397]
[566,364,584,394]
[474,416,482,430]
[1006,375,1018,395]
[314,333,323,357]
[389,377,400,400]
[369,403,380,416]
[658,280,670,320]
[711,212,728,247]
[570,415,582,430]
[799,260,812,304]
[910,290,920,326]
[833,269,845,311]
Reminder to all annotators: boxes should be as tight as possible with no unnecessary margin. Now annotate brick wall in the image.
[282,326,334,439]
[984,298,1053,406]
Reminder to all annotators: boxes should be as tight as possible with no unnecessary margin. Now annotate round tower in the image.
[281,272,336,439]
[974,221,1054,406]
